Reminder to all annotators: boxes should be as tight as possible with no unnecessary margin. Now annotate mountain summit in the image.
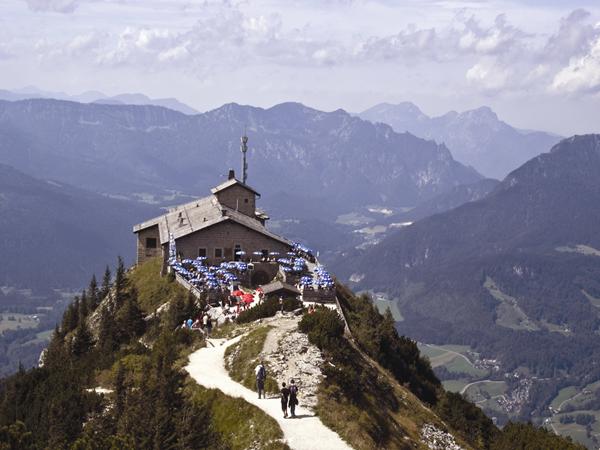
[359,102,561,179]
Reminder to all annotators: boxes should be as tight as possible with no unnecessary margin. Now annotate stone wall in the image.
[135,225,161,265]
[215,185,256,217]
[174,221,289,266]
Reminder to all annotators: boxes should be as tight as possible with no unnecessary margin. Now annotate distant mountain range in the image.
[0,163,158,292]
[0,99,482,219]
[335,134,600,418]
[359,102,562,179]
[0,87,198,115]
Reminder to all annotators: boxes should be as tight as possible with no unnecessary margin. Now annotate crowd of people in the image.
[180,309,214,336]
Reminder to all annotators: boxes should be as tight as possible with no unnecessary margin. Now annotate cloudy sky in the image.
[1,0,600,135]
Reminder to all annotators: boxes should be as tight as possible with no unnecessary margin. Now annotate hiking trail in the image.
[185,334,353,450]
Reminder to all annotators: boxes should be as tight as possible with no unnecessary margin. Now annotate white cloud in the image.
[552,35,600,94]
[543,9,599,64]
[466,58,512,92]
[456,14,529,56]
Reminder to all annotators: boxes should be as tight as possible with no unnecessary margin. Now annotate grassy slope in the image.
[225,325,279,395]
[187,384,289,450]
[315,340,474,450]
[104,263,287,449]
[128,257,188,313]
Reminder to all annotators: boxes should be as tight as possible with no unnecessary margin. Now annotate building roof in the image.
[133,191,289,246]
[260,280,301,296]
[211,178,261,197]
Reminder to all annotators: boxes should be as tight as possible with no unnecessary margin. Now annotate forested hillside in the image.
[335,135,600,431]
[0,258,583,449]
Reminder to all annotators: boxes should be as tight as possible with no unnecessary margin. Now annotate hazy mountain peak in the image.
[359,101,562,179]
[460,105,498,122]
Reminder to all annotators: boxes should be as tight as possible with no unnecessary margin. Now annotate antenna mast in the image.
[240,129,248,184]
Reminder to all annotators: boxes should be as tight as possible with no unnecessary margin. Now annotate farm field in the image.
[442,379,469,393]
[0,313,40,333]
[551,386,579,410]
[463,380,508,402]
[418,343,488,377]
[550,410,600,449]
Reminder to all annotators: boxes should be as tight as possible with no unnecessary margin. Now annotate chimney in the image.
[228,169,235,180]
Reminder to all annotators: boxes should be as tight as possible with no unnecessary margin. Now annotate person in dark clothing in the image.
[289,379,298,418]
[255,362,266,399]
[280,382,290,418]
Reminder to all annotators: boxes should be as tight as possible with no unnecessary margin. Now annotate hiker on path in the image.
[206,315,213,336]
[255,361,266,399]
[280,382,290,418]
[289,379,299,418]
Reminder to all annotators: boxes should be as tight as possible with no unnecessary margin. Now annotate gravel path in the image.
[185,335,352,450]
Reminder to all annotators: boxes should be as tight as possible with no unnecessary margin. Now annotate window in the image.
[198,248,207,258]
[146,237,157,249]
[214,248,223,258]
[244,198,249,204]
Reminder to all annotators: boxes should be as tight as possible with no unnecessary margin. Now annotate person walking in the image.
[280,382,290,418]
[289,379,298,418]
[206,315,213,336]
[255,361,266,399]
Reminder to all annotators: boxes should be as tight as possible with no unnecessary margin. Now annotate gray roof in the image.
[133,193,289,246]
[211,178,261,197]
[261,281,301,296]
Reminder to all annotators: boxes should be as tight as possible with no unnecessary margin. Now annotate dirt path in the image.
[460,380,505,395]
[259,315,323,411]
[185,335,352,450]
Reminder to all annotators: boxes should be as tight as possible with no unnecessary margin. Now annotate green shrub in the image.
[236,296,302,324]
[298,309,345,351]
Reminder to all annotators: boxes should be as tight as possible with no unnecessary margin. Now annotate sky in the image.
[1,0,600,135]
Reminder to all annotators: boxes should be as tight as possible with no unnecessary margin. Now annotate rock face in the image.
[420,424,464,450]
[359,102,561,179]
[261,315,324,411]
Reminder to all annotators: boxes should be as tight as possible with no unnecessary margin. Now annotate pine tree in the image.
[114,363,126,422]
[167,292,186,330]
[71,320,93,357]
[88,275,99,311]
[78,290,88,322]
[114,287,145,343]
[100,266,111,300]
[61,298,80,333]
[98,308,118,355]
[150,333,181,449]
[114,257,128,308]
[0,421,34,450]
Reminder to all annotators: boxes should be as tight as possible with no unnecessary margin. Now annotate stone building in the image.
[133,169,291,275]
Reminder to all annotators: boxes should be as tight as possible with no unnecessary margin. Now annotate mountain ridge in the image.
[334,134,600,429]
[0,98,482,215]
[359,102,562,179]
